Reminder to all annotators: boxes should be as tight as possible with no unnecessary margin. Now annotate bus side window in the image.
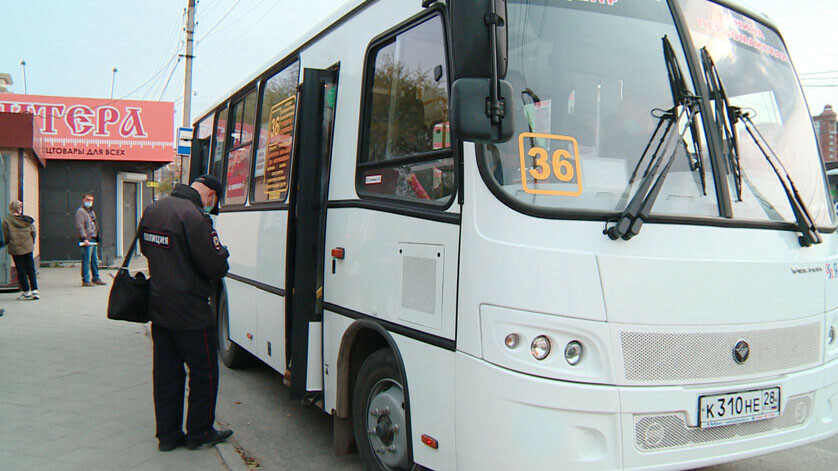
[190,115,214,181]
[252,60,301,204]
[357,14,454,205]
[222,89,258,207]
[210,106,228,181]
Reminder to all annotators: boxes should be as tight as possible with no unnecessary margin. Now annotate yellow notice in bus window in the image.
[264,95,297,200]
[518,132,582,196]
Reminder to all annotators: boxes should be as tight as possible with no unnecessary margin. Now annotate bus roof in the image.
[192,0,785,124]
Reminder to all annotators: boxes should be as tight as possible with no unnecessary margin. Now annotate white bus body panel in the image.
[217,210,288,368]
[307,322,323,391]
[456,144,838,468]
[324,208,458,341]
[455,351,838,471]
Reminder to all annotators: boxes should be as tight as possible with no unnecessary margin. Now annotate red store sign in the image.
[0,94,174,163]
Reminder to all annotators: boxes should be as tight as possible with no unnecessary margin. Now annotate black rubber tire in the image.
[352,349,412,471]
[217,289,252,369]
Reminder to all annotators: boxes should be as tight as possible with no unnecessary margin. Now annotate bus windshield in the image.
[480,0,834,228]
[682,0,834,226]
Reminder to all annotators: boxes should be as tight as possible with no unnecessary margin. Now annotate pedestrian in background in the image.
[2,200,39,300]
[139,174,232,452]
[75,193,105,287]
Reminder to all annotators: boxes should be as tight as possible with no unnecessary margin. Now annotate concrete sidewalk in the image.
[0,265,247,471]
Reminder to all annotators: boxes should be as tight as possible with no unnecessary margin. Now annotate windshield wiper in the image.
[606,36,701,241]
[700,48,821,247]
[700,47,742,201]
[736,111,822,247]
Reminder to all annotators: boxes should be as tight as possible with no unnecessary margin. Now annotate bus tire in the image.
[217,289,252,369]
[352,349,411,471]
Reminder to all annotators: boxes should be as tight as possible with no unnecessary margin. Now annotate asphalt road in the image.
[216,360,364,471]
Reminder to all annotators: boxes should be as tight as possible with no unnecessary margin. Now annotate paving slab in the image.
[0,266,244,471]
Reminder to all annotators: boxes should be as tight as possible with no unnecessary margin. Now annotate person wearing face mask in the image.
[2,200,39,300]
[75,193,106,287]
[138,174,231,452]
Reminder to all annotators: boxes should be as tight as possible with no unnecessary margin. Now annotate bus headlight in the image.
[828,326,836,346]
[565,340,584,366]
[531,335,551,360]
[505,333,520,349]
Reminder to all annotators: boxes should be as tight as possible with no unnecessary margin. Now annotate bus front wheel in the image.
[217,289,251,369]
[352,349,411,471]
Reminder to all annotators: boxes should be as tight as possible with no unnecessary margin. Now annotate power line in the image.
[144,44,183,100]
[101,54,179,106]
[200,0,265,41]
[198,0,224,19]
[159,57,183,101]
[195,0,284,75]
[153,2,188,72]
[196,0,243,44]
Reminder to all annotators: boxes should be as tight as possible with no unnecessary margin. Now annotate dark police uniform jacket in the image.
[139,183,229,330]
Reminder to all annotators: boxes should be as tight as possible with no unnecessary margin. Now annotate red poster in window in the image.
[226,175,246,198]
[0,93,174,163]
[226,145,251,198]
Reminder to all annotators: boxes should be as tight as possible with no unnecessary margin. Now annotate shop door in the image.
[286,67,338,399]
[122,181,139,255]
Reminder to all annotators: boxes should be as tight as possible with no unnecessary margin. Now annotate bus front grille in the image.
[619,322,821,384]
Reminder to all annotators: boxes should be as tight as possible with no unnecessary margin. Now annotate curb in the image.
[216,441,250,471]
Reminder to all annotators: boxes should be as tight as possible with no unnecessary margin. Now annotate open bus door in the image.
[286,67,339,400]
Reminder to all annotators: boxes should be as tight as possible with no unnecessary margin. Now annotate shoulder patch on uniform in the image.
[211,231,222,251]
[142,230,171,248]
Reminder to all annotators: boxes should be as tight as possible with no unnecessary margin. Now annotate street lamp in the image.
[20,60,27,94]
[110,66,118,99]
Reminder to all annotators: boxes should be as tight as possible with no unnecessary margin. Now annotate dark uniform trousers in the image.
[152,324,219,443]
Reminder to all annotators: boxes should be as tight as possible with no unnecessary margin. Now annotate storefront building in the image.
[0,112,46,289]
[0,94,173,277]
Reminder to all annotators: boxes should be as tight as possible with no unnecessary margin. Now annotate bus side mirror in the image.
[450,78,514,143]
[449,1,512,142]
[449,0,508,80]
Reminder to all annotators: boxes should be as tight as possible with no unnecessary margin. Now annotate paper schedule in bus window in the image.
[264,95,296,200]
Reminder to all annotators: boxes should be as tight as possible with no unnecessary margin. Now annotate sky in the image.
[2,0,838,123]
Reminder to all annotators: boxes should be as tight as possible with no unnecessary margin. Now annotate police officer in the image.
[139,174,232,452]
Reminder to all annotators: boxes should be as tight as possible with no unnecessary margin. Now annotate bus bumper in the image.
[454,353,838,471]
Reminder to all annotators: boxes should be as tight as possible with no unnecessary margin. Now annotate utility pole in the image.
[180,0,196,183]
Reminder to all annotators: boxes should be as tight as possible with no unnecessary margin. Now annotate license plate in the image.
[698,387,780,428]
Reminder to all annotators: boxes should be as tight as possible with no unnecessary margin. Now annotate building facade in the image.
[814,104,838,164]
[0,94,173,285]
[0,112,46,289]
[813,105,838,202]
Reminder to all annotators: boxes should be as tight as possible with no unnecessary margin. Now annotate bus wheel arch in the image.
[334,320,413,468]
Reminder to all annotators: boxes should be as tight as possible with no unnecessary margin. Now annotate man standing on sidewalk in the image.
[139,175,232,452]
[74,193,105,287]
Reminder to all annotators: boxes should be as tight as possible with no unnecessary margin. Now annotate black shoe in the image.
[158,435,186,452]
[186,429,233,450]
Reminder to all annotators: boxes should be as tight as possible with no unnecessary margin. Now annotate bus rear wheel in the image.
[217,289,251,369]
[352,349,411,471]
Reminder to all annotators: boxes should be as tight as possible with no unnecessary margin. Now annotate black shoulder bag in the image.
[107,227,150,323]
